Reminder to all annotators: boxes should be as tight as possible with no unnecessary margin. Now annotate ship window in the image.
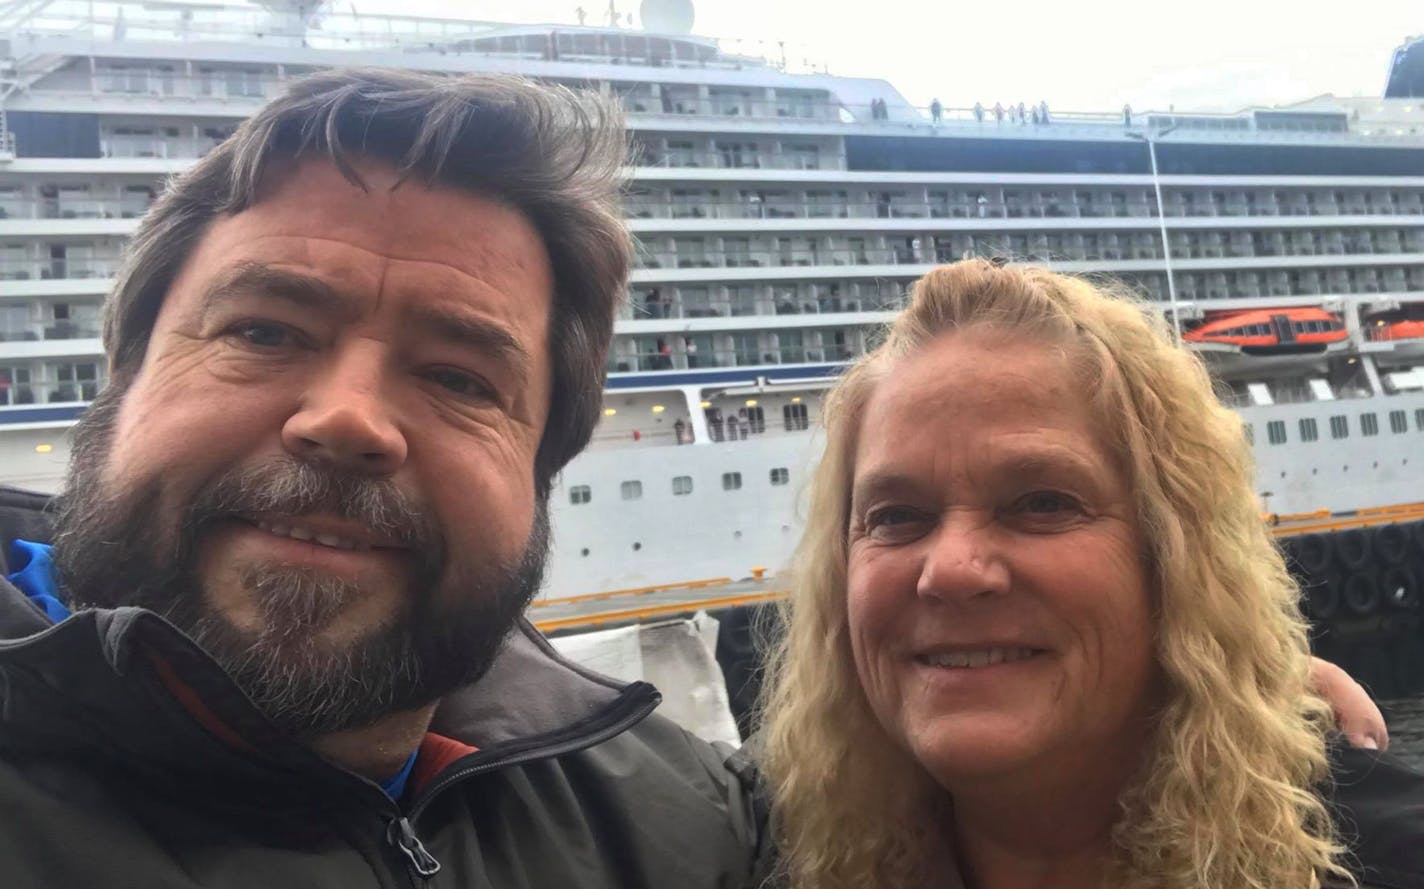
[722,472,743,491]
[783,402,809,431]
[1390,410,1408,434]
[1298,418,1318,442]
[672,475,693,496]
[1360,413,1379,436]
[569,485,591,505]
[770,467,790,486]
[620,480,643,501]
[1266,420,1287,445]
[1329,415,1349,439]
[1415,408,1424,431]
[1243,423,1254,445]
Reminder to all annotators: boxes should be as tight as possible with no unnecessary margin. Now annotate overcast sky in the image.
[367,0,1419,113]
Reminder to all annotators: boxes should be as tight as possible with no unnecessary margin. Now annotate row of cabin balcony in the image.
[0,299,103,345]
[0,360,105,407]
[626,184,1424,221]
[624,265,1424,322]
[609,328,869,374]
[28,62,838,121]
[633,228,1424,271]
[7,178,1424,228]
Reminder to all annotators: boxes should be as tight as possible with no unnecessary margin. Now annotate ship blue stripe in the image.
[0,406,86,426]
[0,367,852,426]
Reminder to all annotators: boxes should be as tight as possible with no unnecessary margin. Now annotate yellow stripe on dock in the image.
[534,590,788,633]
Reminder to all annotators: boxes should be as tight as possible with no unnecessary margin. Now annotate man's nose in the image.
[280,346,407,476]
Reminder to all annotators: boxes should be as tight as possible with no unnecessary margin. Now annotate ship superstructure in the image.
[4,1,1424,596]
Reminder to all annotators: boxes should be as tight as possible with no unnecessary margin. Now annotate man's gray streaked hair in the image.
[103,67,631,495]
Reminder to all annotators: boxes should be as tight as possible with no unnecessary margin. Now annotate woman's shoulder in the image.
[1325,743,1424,889]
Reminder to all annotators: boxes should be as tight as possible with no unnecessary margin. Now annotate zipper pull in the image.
[386,816,442,879]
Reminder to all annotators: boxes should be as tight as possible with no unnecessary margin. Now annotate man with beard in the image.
[0,68,770,888]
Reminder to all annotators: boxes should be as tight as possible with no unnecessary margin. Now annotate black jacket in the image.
[0,487,770,889]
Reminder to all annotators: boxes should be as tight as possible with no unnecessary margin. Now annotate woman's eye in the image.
[864,506,929,540]
[1012,491,1086,527]
[1023,492,1073,513]
[426,368,494,400]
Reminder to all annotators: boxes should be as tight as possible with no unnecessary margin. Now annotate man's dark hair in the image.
[103,67,631,494]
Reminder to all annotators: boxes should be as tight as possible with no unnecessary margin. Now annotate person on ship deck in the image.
[760,260,1424,889]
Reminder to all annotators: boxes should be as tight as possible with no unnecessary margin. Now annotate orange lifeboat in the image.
[1373,319,1424,342]
[1183,308,1347,355]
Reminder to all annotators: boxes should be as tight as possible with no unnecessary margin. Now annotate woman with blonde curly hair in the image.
[760,260,1423,889]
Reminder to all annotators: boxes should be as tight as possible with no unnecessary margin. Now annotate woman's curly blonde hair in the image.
[760,260,1348,889]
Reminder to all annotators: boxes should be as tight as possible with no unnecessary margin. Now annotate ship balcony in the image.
[0,335,104,361]
[0,379,102,409]
[629,249,1424,284]
[0,261,121,290]
[623,201,1424,228]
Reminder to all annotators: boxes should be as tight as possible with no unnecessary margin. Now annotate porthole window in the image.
[769,467,790,486]
[620,480,643,500]
[722,472,743,491]
[570,485,591,505]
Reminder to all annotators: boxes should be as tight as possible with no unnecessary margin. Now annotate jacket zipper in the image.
[379,682,660,885]
[386,815,442,885]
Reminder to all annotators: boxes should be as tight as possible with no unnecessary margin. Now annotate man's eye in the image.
[426,368,494,400]
[229,322,293,349]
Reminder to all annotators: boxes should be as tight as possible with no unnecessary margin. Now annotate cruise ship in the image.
[4,1,1424,600]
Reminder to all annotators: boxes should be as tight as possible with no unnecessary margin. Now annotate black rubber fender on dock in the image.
[1372,523,1411,566]
[1335,528,1373,572]
[1409,519,1424,559]
[1294,533,1335,576]
[1392,638,1424,696]
[1303,573,1343,622]
[1380,564,1420,612]
[1344,569,1384,616]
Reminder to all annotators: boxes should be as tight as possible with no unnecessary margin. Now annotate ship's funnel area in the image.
[640,0,694,34]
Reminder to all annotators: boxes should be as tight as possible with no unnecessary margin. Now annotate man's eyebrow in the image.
[406,303,532,381]
[200,262,355,316]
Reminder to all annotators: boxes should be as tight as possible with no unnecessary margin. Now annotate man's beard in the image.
[50,382,549,739]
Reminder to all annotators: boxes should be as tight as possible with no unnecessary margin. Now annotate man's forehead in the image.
[178,157,554,299]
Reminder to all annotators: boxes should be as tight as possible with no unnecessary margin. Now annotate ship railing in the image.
[609,350,858,374]
[624,198,1424,222]
[98,137,224,160]
[0,322,103,343]
[3,2,831,72]
[0,380,103,408]
[0,198,152,220]
[0,259,121,281]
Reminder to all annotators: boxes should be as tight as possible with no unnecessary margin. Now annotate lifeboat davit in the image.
[1183,308,1347,355]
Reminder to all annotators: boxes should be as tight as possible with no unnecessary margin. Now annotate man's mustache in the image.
[184,458,444,567]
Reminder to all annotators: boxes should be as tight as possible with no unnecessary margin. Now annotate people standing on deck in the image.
[930,97,942,124]
[973,101,985,123]
[994,101,1005,124]
[1039,99,1050,123]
